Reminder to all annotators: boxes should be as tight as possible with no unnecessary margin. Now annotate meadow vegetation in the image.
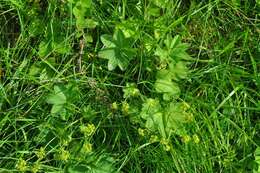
[0,0,260,172]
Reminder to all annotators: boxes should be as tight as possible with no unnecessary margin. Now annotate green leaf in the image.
[100,35,116,47]
[72,0,93,30]
[73,6,85,19]
[67,164,88,173]
[257,0,260,6]
[153,0,169,8]
[80,0,92,8]
[98,30,136,71]
[123,83,140,98]
[38,41,52,57]
[154,79,180,100]
[116,20,139,38]
[98,49,117,70]
[46,85,67,105]
[85,18,98,29]
[154,46,168,60]
[75,16,98,29]
[168,61,188,80]
[155,35,192,62]
[154,35,191,98]
[28,18,43,37]
[147,7,161,17]
[145,112,166,137]
[66,154,116,173]
[255,147,260,172]
[140,98,161,119]
[52,41,71,54]
[29,64,41,76]
[138,98,166,137]
[164,102,190,136]
[51,104,64,114]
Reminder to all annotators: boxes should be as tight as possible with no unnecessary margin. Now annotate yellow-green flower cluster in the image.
[192,134,200,144]
[31,162,41,173]
[58,148,70,161]
[182,134,200,144]
[122,101,130,115]
[160,138,171,151]
[182,135,191,143]
[138,128,145,137]
[35,147,46,160]
[80,123,96,137]
[123,83,140,98]
[82,141,93,154]
[149,135,159,143]
[16,159,27,172]
[111,102,118,111]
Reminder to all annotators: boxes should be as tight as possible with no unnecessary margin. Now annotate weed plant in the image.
[0,0,259,172]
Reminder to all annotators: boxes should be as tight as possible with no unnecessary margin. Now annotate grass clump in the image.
[0,0,259,172]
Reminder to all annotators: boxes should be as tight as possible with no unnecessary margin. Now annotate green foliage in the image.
[129,97,192,138]
[71,0,98,30]
[154,35,191,100]
[38,19,72,57]
[257,0,260,6]
[46,85,67,114]
[46,83,79,120]
[98,29,136,71]
[1,0,259,172]
[66,154,116,173]
[254,147,260,173]
[123,83,140,98]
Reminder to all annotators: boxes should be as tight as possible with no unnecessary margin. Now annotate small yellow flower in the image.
[80,123,96,136]
[82,142,93,153]
[138,128,145,137]
[180,102,190,111]
[35,147,46,160]
[61,135,72,146]
[164,144,171,151]
[122,102,130,114]
[147,98,157,107]
[154,29,161,40]
[59,148,70,161]
[160,138,171,151]
[132,88,140,96]
[182,135,191,143]
[149,135,159,143]
[31,162,41,173]
[16,159,27,172]
[192,134,200,144]
[111,102,118,110]
[157,61,167,70]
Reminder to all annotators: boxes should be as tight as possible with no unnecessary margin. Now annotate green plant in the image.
[1,0,259,172]
[98,29,136,71]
